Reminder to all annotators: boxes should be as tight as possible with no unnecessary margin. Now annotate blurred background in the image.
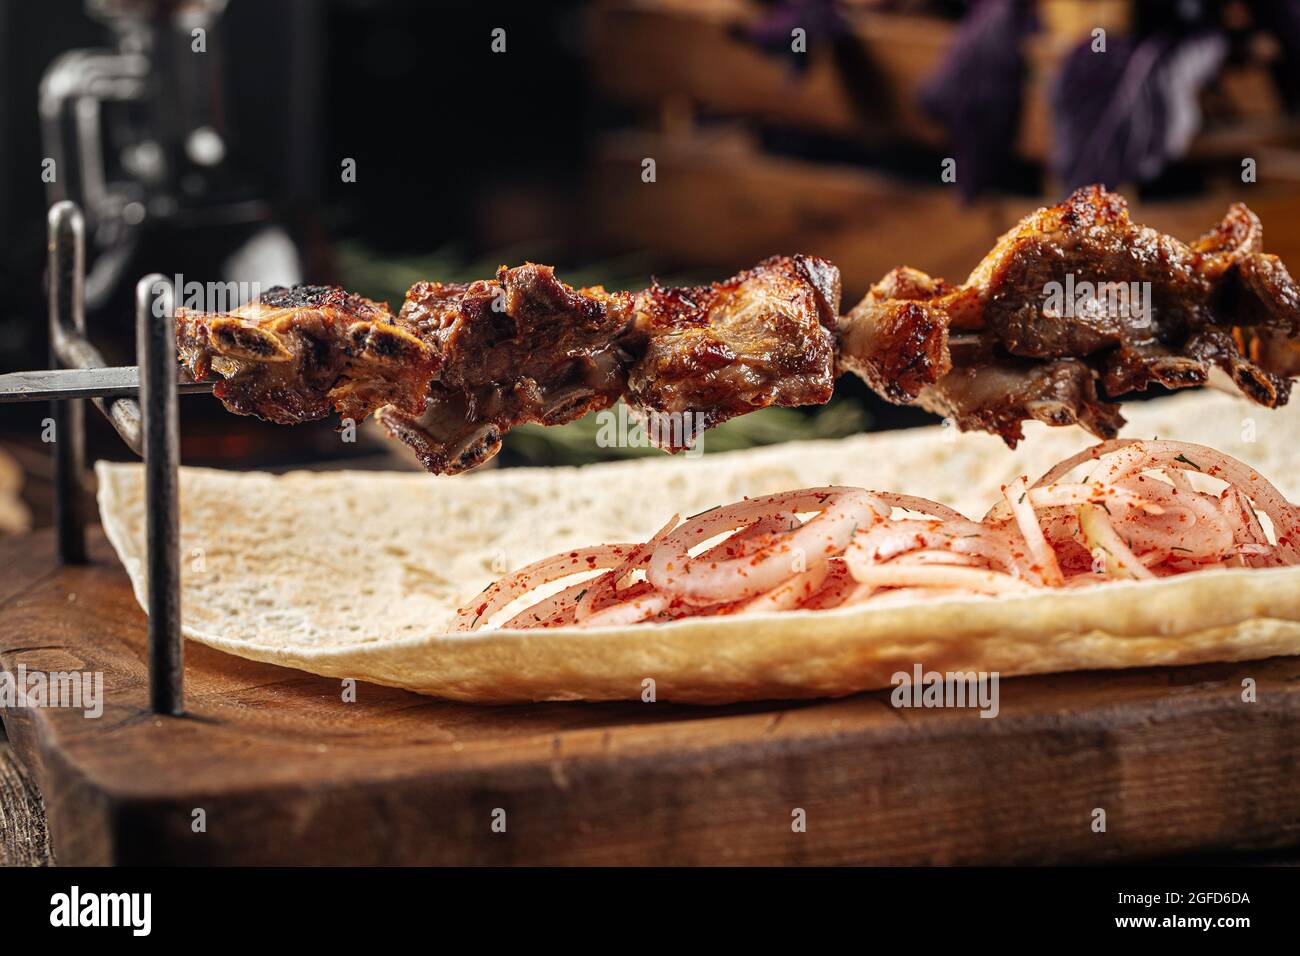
[3,0,1300,533]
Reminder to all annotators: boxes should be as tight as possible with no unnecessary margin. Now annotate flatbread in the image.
[96,390,1300,703]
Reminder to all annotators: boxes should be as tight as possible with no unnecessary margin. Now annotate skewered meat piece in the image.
[376,264,635,473]
[176,256,842,473]
[176,266,635,474]
[838,186,1300,445]
[836,266,964,403]
[379,256,839,470]
[175,286,438,424]
[623,254,840,450]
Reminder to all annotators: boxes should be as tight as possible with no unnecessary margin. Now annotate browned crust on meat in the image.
[836,267,956,402]
[624,255,840,447]
[175,286,439,425]
[838,185,1300,446]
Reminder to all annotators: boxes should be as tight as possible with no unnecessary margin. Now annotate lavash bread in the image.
[97,389,1300,703]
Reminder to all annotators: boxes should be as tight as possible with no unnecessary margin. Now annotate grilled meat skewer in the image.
[176,186,1300,472]
[176,255,841,473]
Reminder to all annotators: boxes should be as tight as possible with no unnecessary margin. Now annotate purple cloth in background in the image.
[1050,31,1226,191]
[918,0,1035,198]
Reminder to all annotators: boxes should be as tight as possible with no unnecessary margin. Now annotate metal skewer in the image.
[0,366,214,403]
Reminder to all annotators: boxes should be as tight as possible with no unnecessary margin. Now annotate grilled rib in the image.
[837,186,1300,445]
[373,264,635,473]
[623,254,840,449]
[176,255,842,473]
[175,285,437,424]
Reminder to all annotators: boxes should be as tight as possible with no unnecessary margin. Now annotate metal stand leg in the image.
[41,202,185,715]
[47,202,87,564]
[137,275,184,716]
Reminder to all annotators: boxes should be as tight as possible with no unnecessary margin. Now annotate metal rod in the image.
[50,345,144,454]
[0,366,214,404]
[48,202,87,564]
[137,274,184,716]
[46,199,144,452]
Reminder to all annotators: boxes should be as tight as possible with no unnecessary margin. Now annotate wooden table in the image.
[0,739,52,866]
[3,526,1300,866]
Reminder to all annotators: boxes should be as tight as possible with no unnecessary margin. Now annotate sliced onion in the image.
[852,517,1017,569]
[575,515,679,622]
[1077,503,1154,580]
[985,481,1162,522]
[889,549,985,567]
[647,487,882,604]
[857,586,970,607]
[1091,440,1300,559]
[799,559,857,610]
[460,438,1299,633]
[870,492,968,522]
[1220,487,1285,568]
[843,559,1035,595]
[453,544,637,631]
[1004,476,1064,586]
[577,586,674,628]
[735,562,830,613]
[1029,438,1139,487]
[500,580,588,630]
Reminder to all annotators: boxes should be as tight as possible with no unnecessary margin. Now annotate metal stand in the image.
[47,204,88,564]
[137,276,184,715]
[44,200,185,716]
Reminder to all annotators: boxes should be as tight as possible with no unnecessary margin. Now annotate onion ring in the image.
[453,544,637,631]
[646,487,881,604]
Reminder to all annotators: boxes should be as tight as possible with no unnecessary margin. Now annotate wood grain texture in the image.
[0,739,53,866]
[2,527,1300,865]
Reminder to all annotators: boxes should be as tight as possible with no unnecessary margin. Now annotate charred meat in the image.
[177,186,1300,467]
[177,256,842,473]
[837,186,1300,445]
[376,264,634,474]
[625,254,840,449]
[175,286,437,425]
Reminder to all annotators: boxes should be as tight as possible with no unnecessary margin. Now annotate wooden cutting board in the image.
[3,527,1300,865]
